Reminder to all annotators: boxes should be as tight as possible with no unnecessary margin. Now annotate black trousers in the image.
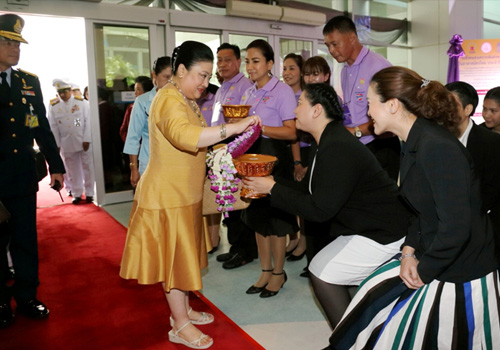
[0,193,39,303]
[224,210,258,259]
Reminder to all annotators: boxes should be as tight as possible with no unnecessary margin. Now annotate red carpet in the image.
[1,203,264,349]
[36,174,73,208]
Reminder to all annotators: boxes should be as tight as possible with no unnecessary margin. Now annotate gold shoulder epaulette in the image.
[17,68,38,78]
[74,95,84,101]
[50,97,60,106]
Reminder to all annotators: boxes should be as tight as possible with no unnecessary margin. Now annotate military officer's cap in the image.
[71,83,81,91]
[0,13,28,44]
[52,79,72,91]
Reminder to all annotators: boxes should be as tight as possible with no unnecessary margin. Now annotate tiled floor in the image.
[104,201,332,350]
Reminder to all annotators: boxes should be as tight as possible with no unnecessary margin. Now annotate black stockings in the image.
[310,273,356,330]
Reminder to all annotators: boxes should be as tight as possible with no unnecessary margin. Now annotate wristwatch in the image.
[294,160,302,166]
[354,126,362,138]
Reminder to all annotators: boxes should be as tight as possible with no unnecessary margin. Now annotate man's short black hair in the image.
[323,15,357,36]
[217,43,241,60]
[445,81,479,117]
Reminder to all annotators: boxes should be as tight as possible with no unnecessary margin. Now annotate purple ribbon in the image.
[447,34,465,58]
[447,34,465,83]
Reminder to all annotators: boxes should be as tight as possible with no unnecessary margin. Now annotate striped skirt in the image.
[330,259,500,350]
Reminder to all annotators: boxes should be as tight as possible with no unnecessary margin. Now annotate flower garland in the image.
[206,124,261,216]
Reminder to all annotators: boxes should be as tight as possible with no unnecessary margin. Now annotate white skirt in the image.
[309,235,404,285]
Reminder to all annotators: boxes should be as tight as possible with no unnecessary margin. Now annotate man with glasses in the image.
[0,13,65,328]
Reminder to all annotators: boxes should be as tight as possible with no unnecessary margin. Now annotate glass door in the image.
[174,30,221,85]
[278,37,313,80]
[87,21,157,205]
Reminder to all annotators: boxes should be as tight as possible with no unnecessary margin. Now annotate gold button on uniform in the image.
[10,118,15,122]
[13,149,18,153]
[12,134,16,138]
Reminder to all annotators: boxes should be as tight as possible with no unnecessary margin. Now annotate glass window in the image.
[174,31,221,85]
[93,24,151,194]
[317,45,339,91]
[229,34,268,75]
[279,38,312,79]
[369,46,409,68]
[365,0,408,20]
[484,21,500,39]
[101,0,165,7]
[484,0,500,39]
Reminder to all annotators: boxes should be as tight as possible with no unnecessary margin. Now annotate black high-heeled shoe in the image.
[285,245,297,257]
[260,271,287,298]
[208,237,220,254]
[246,269,273,294]
[287,250,305,261]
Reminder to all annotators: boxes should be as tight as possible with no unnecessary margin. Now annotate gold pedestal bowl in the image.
[222,104,252,121]
[233,154,278,198]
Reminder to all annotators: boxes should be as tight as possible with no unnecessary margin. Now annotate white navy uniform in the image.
[48,94,94,198]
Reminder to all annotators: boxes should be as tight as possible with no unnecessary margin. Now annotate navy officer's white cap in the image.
[52,79,72,91]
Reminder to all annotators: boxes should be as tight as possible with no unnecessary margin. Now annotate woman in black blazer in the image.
[327,67,500,350]
[243,83,411,335]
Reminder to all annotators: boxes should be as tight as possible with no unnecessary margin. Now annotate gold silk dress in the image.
[120,84,209,292]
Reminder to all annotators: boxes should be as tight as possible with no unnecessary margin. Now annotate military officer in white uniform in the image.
[48,79,94,204]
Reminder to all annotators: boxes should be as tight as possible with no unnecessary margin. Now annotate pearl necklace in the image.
[169,80,205,127]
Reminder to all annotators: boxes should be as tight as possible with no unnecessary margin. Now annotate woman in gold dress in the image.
[119,41,260,349]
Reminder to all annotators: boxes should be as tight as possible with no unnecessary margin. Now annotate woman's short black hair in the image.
[303,83,343,122]
[152,56,171,76]
[135,76,154,93]
[172,41,214,75]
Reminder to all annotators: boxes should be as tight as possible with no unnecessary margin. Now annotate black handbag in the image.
[34,150,48,182]
[0,201,11,224]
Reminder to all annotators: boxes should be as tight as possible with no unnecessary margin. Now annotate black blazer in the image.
[467,122,500,233]
[270,121,410,245]
[0,68,64,199]
[400,118,496,284]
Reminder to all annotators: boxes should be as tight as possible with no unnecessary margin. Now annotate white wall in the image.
[409,0,484,84]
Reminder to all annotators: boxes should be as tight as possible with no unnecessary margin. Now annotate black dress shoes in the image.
[72,197,82,205]
[16,299,50,319]
[0,303,14,328]
[222,253,253,270]
[85,196,93,203]
[216,252,234,262]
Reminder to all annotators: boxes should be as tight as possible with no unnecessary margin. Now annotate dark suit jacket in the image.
[270,121,410,245]
[400,118,496,284]
[467,122,500,237]
[0,68,64,199]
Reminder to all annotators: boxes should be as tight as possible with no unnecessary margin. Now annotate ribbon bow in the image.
[447,34,465,58]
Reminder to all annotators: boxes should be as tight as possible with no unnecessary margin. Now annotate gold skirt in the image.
[119,200,210,292]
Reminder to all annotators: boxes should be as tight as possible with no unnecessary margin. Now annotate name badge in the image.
[25,114,39,128]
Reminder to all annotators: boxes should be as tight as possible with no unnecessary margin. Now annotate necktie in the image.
[0,72,9,106]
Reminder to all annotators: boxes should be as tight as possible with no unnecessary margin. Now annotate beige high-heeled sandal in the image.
[170,308,214,327]
[168,320,213,349]
[188,307,214,325]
